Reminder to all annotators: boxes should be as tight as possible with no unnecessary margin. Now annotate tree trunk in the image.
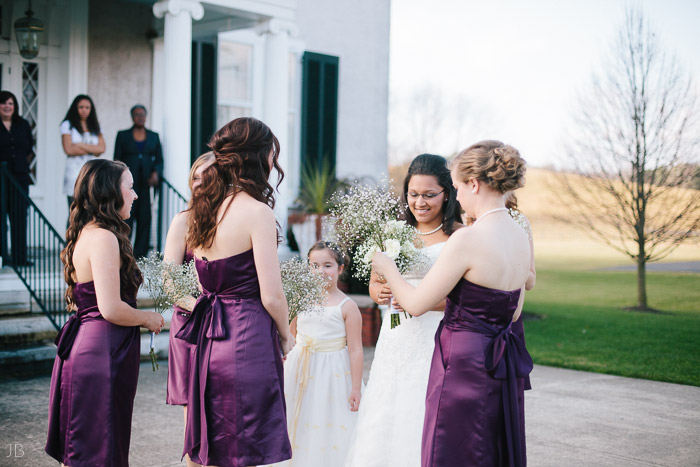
[636,248,648,310]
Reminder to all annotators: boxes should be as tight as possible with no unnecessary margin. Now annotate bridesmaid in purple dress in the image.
[373,140,533,467]
[176,117,294,467]
[164,152,215,467]
[46,159,164,466]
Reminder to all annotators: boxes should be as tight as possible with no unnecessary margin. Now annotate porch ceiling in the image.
[122,0,296,38]
[122,0,295,21]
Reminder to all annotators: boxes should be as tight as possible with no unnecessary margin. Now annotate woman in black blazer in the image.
[113,105,163,258]
[0,91,33,266]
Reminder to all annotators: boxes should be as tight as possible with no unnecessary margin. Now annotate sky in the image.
[388,0,700,167]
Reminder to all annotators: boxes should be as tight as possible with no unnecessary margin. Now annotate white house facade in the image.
[0,0,390,243]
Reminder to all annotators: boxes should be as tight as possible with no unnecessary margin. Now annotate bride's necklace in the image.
[416,223,443,236]
[472,207,508,226]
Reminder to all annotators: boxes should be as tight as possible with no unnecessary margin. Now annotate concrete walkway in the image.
[1,354,699,466]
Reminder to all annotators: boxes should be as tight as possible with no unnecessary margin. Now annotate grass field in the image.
[523,268,700,386]
[519,169,700,386]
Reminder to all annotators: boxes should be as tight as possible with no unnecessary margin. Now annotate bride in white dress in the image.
[345,154,463,467]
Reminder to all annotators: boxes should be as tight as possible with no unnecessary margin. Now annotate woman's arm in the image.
[78,134,106,156]
[163,212,197,311]
[343,299,363,412]
[373,229,472,317]
[251,205,294,355]
[62,134,88,157]
[524,217,536,290]
[90,229,163,331]
[290,316,298,337]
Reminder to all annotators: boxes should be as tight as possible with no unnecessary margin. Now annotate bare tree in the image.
[555,8,700,310]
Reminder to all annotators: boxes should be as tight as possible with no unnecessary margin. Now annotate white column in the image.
[257,19,298,253]
[153,0,204,195]
[150,37,165,137]
[67,0,89,98]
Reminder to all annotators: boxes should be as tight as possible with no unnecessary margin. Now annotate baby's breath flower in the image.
[329,178,426,284]
[280,258,329,323]
[137,251,201,371]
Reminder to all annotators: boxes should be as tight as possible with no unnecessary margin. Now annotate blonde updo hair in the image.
[452,140,526,193]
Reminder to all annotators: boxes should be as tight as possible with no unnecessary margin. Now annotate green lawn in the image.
[523,267,700,386]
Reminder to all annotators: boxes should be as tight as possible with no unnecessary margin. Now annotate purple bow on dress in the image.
[54,307,99,360]
[175,290,228,344]
[443,311,533,467]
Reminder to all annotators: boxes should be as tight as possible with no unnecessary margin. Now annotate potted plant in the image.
[296,160,341,240]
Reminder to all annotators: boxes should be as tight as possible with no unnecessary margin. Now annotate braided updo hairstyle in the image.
[187,117,283,249]
[452,140,526,193]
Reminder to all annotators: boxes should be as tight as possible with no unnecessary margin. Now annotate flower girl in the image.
[276,241,364,466]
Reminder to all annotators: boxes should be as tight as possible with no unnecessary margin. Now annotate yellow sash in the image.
[289,334,347,447]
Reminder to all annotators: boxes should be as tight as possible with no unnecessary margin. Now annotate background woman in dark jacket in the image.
[0,90,33,266]
[113,104,163,258]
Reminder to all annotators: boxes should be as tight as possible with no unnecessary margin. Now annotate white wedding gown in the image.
[344,242,445,467]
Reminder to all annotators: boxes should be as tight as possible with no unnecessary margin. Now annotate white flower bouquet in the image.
[137,251,200,371]
[280,257,328,323]
[330,180,424,328]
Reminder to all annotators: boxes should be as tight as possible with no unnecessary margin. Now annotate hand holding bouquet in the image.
[330,180,425,327]
[137,251,200,371]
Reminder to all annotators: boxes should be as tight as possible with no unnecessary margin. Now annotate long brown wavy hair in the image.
[61,159,143,310]
[187,117,283,249]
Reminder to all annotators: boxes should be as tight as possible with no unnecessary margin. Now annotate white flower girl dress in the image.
[274,297,363,467]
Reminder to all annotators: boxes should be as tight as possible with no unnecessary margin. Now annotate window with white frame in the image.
[217,40,253,128]
[22,62,38,183]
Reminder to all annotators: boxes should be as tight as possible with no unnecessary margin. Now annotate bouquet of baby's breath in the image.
[280,258,328,323]
[329,180,425,328]
[354,220,423,281]
[329,178,402,252]
[137,251,200,371]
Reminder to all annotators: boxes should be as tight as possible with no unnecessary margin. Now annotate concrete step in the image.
[0,308,172,344]
[0,328,173,379]
[0,315,58,346]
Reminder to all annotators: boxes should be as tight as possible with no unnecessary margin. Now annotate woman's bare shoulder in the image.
[169,210,189,230]
[233,193,274,216]
[79,225,117,243]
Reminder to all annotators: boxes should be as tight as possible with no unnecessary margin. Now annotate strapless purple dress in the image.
[422,278,533,467]
[45,281,140,467]
[167,250,195,405]
[176,249,291,466]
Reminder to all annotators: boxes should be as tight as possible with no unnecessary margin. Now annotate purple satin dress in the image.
[45,281,140,467]
[176,249,292,467]
[166,250,195,405]
[422,278,533,467]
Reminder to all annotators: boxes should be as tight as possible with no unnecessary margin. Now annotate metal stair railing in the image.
[0,162,66,331]
[156,177,188,252]
[0,166,188,332]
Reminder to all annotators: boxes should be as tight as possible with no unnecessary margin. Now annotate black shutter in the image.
[191,40,217,164]
[300,52,339,173]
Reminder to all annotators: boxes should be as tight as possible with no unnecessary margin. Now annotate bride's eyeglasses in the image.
[407,190,444,200]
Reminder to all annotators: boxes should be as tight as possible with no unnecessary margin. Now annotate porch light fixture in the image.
[14,1,44,59]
